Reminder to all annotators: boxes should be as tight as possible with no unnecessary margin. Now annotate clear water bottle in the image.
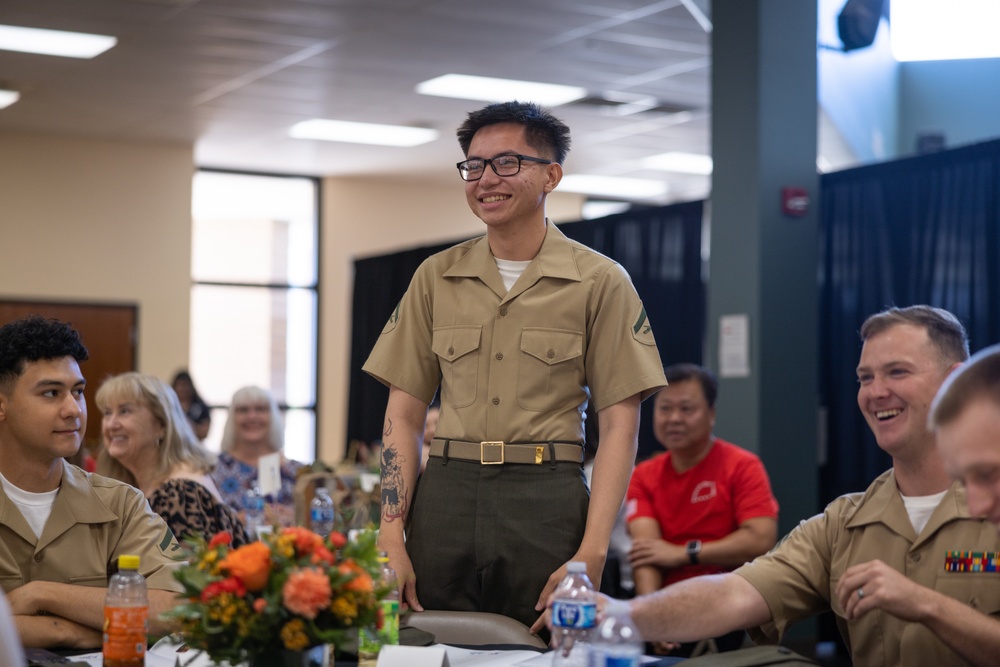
[310,482,336,537]
[103,554,148,667]
[358,552,400,663]
[591,600,643,667]
[551,561,597,667]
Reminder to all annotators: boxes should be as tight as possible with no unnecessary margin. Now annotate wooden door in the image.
[0,301,138,455]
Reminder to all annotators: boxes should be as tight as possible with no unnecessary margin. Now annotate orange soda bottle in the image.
[103,554,148,667]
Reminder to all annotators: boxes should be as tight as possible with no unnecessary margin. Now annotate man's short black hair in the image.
[663,363,718,408]
[457,101,571,164]
[0,316,89,390]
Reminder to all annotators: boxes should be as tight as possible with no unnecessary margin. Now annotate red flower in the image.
[209,532,233,548]
[201,576,247,602]
[329,532,347,549]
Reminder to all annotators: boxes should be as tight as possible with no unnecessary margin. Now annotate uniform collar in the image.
[845,468,968,546]
[39,461,119,548]
[443,220,582,299]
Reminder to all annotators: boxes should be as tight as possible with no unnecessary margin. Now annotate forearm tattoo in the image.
[380,418,408,523]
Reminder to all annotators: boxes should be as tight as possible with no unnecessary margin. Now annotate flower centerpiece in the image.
[166,527,385,666]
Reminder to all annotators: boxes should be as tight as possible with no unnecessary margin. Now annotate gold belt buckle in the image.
[480,441,505,465]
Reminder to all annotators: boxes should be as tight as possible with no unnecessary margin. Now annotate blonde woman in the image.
[211,386,304,527]
[96,372,250,547]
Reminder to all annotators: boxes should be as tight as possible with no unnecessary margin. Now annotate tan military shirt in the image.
[363,221,667,442]
[0,461,184,594]
[736,469,1000,667]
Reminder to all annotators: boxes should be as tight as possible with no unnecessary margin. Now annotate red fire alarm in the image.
[781,187,810,217]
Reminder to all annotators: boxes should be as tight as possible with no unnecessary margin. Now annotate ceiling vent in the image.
[570,95,696,117]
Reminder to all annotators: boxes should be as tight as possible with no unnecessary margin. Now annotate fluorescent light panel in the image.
[0,89,19,109]
[416,74,586,107]
[559,174,668,201]
[290,119,439,147]
[642,151,713,175]
[891,0,1000,61]
[0,24,116,58]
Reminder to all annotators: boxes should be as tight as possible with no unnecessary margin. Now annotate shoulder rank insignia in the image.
[631,305,655,346]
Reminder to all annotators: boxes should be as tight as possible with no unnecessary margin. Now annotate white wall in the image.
[0,133,194,380]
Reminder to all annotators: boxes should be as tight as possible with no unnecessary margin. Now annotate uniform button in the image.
[495,352,504,361]
[499,306,508,316]
[492,396,500,405]
[911,553,921,563]
[447,346,455,356]
[33,553,43,562]
[547,349,555,358]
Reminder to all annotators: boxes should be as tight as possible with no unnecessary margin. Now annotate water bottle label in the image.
[551,600,597,629]
[310,507,335,522]
[594,652,640,667]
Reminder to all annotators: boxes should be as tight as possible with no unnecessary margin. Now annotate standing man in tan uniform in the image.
[0,316,183,648]
[364,101,666,632]
[587,305,1000,666]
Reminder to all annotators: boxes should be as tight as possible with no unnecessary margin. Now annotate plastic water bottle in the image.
[103,554,148,667]
[551,561,596,667]
[591,600,643,667]
[310,482,336,537]
[358,552,400,663]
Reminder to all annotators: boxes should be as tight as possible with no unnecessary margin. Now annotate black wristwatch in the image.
[686,539,702,565]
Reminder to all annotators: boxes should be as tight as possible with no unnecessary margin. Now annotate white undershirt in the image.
[0,471,58,539]
[900,490,947,535]
[495,258,531,292]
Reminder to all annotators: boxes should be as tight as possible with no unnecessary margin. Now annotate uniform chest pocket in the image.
[517,328,585,413]
[936,571,1000,616]
[432,325,482,409]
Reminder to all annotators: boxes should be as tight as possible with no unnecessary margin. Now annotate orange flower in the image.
[282,567,332,619]
[339,560,373,593]
[253,598,268,614]
[220,542,272,591]
[329,532,347,549]
[281,526,325,556]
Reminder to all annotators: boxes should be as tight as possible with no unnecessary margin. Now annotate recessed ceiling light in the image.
[0,24,116,58]
[0,89,19,109]
[642,151,713,175]
[416,74,587,107]
[289,119,439,147]
[559,175,668,201]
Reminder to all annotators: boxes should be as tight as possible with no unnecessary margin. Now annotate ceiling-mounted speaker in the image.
[837,0,887,52]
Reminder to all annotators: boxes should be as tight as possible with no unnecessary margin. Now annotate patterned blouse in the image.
[149,478,251,548]
[211,451,304,515]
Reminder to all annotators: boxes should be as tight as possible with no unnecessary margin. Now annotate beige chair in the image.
[402,610,547,649]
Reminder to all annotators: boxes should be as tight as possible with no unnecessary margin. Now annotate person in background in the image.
[0,316,182,649]
[363,100,666,632]
[586,305,1000,667]
[95,372,250,548]
[626,363,778,657]
[211,385,304,527]
[171,370,211,440]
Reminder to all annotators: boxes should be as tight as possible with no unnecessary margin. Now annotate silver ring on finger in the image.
[857,588,865,600]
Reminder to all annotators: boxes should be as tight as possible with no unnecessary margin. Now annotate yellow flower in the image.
[330,595,358,620]
[280,619,310,651]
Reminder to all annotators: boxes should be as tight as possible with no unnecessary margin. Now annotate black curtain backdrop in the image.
[347,200,706,463]
[818,138,1000,504]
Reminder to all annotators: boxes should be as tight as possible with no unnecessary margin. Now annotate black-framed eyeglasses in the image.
[456,154,553,181]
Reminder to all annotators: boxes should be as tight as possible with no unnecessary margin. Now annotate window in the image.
[189,170,319,462]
